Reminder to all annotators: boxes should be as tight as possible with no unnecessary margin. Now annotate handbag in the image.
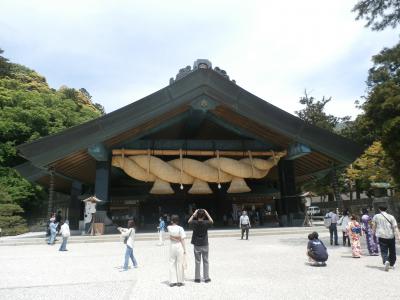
[324,214,332,228]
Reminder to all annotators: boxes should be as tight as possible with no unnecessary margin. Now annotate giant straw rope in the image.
[111,150,286,194]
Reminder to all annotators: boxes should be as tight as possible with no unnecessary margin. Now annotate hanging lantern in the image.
[227,177,251,193]
[189,179,213,194]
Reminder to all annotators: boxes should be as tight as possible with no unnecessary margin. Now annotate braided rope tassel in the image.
[248,150,254,178]
[180,149,184,190]
[146,149,150,182]
[272,150,277,165]
[217,150,221,189]
[121,148,125,169]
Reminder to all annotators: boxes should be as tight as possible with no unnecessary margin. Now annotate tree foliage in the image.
[357,42,400,184]
[295,91,350,132]
[0,49,105,233]
[353,0,400,31]
[0,184,28,236]
[295,92,352,197]
[346,141,394,191]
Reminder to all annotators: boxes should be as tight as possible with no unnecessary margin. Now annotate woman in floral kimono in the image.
[361,208,379,256]
[347,215,362,258]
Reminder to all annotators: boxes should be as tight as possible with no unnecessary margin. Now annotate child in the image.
[307,232,328,266]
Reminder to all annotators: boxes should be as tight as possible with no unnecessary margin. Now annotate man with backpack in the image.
[325,209,339,246]
[372,206,400,271]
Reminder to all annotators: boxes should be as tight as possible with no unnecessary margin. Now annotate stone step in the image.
[0,226,322,246]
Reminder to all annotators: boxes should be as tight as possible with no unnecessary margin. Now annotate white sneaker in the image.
[384,261,390,271]
[390,265,396,270]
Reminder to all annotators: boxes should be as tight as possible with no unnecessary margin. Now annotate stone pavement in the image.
[0,229,399,300]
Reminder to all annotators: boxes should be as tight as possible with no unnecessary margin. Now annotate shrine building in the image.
[15,59,363,230]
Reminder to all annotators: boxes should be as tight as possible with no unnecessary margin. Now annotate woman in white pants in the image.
[167,215,186,287]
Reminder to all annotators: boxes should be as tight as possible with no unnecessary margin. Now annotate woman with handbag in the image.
[167,215,186,287]
[361,208,379,256]
[118,220,138,271]
[347,215,362,258]
[339,209,351,247]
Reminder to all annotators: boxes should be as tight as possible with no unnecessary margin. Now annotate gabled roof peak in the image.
[169,59,236,85]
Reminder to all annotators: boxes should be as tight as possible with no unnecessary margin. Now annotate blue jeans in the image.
[124,246,138,269]
[48,232,56,244]
[329,224,338,245]
[59,237,68,251]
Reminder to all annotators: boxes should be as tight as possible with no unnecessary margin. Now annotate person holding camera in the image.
[118,220,138,271]
[188,209,213,283]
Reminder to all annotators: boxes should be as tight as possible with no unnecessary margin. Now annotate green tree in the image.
[358,42,400,183]
[0,184,28,236]
[295,91,350,132]
[0,49,104,232]
[295,91,351,199]
[353,0,400,31]
[346,141,394,190]
[0,48,11,77]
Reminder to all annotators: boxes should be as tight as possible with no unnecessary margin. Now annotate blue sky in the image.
[0,0,398,119]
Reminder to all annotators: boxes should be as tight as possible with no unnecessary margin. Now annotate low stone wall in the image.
[312,197,400,219]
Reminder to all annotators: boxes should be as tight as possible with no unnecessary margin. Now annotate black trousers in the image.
[342,232,350,246]
[241,226,249,239]
[307,250,327,263]
[378,237,396,266]
[329,224,338,245]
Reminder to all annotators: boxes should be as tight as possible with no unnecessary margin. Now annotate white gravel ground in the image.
[0,230,399,300]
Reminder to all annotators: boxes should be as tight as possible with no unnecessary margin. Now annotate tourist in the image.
[347,215,362,258]
[59,220,70,251]
[325,209,339,245]
[167,215,186,287]
[55,210,62,232]
[361,208,379,256]
[118,220,138,271]
[306,232,328,266]
[339,209,350,247]
[46,213,55,237]
[47,219,57,245]
[372,206,400,271]
[188,209,213,283]
[158,217,166,245]
[239,211,251,240]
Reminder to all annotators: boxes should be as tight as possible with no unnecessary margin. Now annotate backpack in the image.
[324,214,332,228]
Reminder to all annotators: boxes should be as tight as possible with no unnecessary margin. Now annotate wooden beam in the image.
[112,149,283,157]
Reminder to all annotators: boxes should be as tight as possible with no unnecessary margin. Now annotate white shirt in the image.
[373,212,397,239]
[167,225,186,243]
[121,228,135,248]
[340,215,350,232]
[240,215,250,226]
[326,212,339,224]
[59,223,70,238]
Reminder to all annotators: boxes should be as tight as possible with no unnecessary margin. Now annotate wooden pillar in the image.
[47,167,55,217]
[68,181,82,230]
[94,160,110,211]
[278,160,300,220]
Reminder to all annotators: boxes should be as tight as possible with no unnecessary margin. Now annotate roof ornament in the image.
[169,59,236,85]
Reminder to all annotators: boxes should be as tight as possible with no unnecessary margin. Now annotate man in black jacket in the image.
[188,209,213,283]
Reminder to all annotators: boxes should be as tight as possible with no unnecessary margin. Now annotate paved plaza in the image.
[0,229,399,300]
